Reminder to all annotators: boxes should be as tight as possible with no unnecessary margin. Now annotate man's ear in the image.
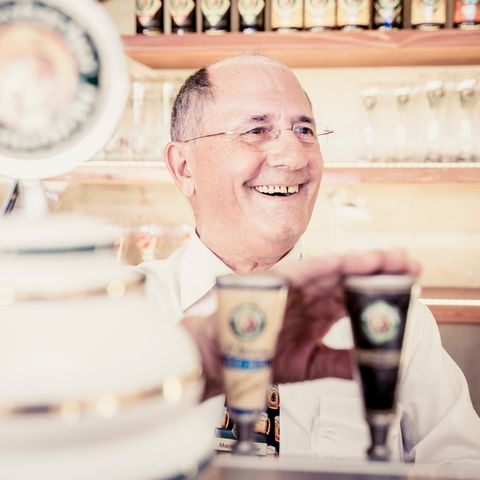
[165,142,194,198]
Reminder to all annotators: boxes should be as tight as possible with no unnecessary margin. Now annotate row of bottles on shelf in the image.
[135,0,480,35]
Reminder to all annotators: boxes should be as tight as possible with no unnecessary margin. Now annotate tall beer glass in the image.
[216,274,288,455]
[344,274,418,461]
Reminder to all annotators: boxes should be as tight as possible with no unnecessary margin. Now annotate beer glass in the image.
[344,274,418,461]
[216,274,288,455]
[455,77,477,162]
[424,79,446,162]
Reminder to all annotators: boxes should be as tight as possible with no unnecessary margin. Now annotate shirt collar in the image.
[178,232,303,313]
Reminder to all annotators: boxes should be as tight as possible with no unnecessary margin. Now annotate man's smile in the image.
[252,184,301,196]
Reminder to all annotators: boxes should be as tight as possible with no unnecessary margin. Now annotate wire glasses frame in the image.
[180,125,334,150]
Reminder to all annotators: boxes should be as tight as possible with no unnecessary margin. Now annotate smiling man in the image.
[166,55,322,275]
[140,55,480,464]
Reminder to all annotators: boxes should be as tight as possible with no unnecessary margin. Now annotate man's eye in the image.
[244,127,268,135]
[295,126,315,136]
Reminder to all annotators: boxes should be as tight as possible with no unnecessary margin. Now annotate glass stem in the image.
[232,420,257,456]
[367,415,391,462]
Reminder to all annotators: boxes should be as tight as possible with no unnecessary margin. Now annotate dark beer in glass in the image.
[344,274,418,461]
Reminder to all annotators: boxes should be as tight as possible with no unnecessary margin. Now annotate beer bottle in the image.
[201,0,231,33]
[304,0,336,30]
[169,0,196,33]
[238,0,266,32]
[454,0,480,29]
[336,0,371,30]
[373,0,402,28]
[271,0,304,31]
[411,0,447,30]
[136,0,163,35]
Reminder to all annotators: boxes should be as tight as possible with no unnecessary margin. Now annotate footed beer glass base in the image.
[232,420,259,456]
[366,412,393,462]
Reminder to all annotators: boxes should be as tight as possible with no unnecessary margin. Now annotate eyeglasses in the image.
[180,124,334,151]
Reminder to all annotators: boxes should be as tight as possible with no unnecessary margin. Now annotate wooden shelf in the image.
[421,287,480,325]
[48,161,480,185]
[123,30,480,69]
[322,163,480,184]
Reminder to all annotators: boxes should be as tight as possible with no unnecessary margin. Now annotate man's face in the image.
[186,63,323,255]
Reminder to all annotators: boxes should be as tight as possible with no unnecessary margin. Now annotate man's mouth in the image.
[252,184,300,196]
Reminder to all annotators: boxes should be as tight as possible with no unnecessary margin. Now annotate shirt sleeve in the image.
[398,300,480,466]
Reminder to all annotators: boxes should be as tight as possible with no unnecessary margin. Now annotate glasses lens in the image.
[239,127,333,151]
[239,128,272,146]
[293,125,318,144]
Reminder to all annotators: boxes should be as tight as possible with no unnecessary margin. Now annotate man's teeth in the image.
[253,185,299,195]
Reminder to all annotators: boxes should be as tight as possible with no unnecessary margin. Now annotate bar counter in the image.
[198,455,479,480]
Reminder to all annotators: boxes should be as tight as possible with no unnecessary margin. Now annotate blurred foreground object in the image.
[0,0,128,180]
[0,1,210,478]
[0,214,207,479]
[116,223,192,265]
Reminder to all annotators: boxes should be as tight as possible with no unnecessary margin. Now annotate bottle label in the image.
[454,0,480,23]
[304,0,336,28]
[337,0,370,27]
[169,0,195,25]
[271,0,303,29]
[411,0,446,26]
[238,0,265,25]
[136,0,162,25]
[201,0,230,27]
[374,0,402,25]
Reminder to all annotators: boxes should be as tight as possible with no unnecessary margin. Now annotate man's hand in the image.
[271,249,419,384]
[181,249,420,400]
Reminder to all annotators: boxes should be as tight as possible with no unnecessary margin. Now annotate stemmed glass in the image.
[344,274,418,461]
[392,87,411,162]
[455,78,477,163]
[361,87,379,163]
[424,80,446,162]
[216,274,288,456]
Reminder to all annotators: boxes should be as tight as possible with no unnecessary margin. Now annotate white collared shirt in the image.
[139,233,480,466]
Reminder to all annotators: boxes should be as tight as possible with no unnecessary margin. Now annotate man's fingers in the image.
[341,250,385,275]
[406,258,421,276]
[276,249,419,293]
[381,249,420,275]
[342,248,421,277]
[274,256,343,288]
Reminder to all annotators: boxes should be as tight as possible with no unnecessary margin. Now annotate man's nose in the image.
[266,130,310,170]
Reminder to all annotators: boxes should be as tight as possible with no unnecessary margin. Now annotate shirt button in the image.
[322,429,335,439]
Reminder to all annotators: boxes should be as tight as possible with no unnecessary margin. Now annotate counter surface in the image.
[198,456,478,480]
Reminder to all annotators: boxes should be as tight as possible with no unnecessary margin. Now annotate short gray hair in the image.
[170,66,213,141]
